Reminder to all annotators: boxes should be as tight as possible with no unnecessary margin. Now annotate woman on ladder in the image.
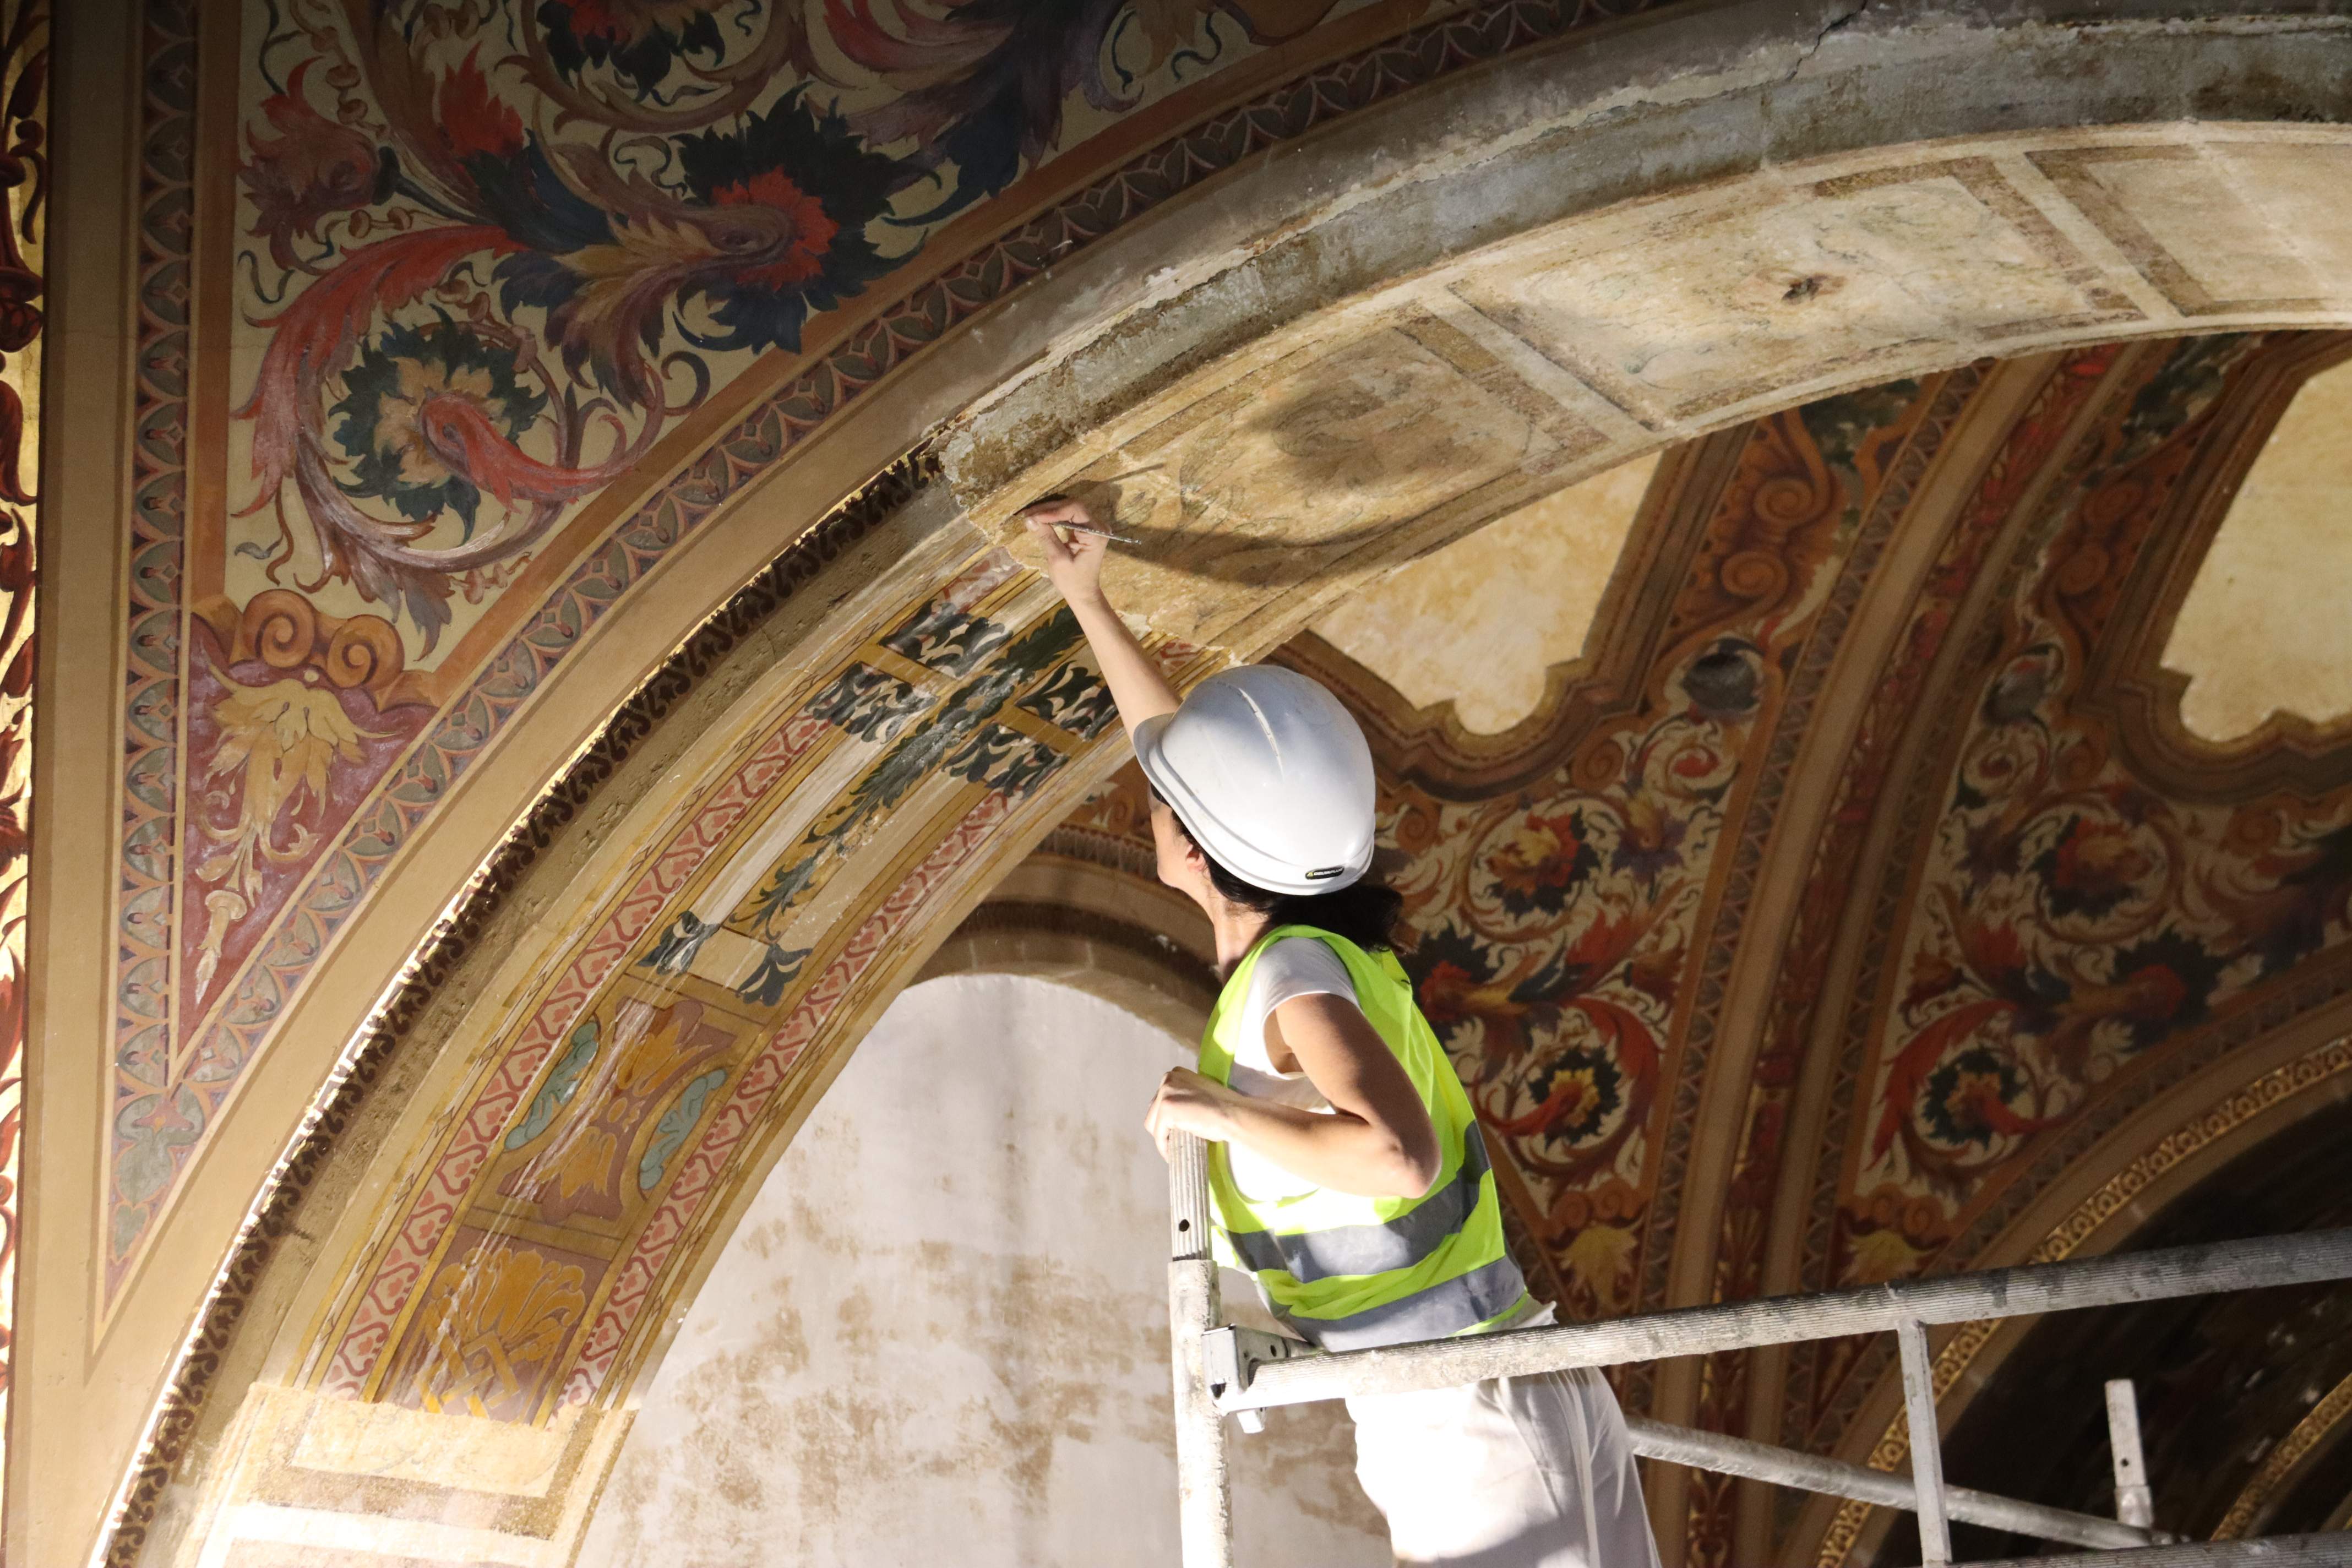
[1023,499,1664,1568]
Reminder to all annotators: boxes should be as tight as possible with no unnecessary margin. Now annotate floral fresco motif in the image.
[1837,337,2352,1287]
[0,0,35,1526]
[493,998,739,1224]
[326,580,1203,1421]
[392,1238,592,1419]
[171,599,433,1039]
[230,0,1373,647]
[113,0,1682,1313]
[1707,337,2352,1510]
[1379,387,1931,1319]
[1673,350,2111,1565]
[717,607,1082,995]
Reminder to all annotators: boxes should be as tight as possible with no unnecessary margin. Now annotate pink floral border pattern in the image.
[0,0,42,1543]
[561,792,1012,1407]
[318,712,834,1396]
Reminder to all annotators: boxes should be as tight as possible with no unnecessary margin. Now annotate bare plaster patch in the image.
[2165,357,2352,742]
[575,974,1386,1568]
[1312,453,1660,732]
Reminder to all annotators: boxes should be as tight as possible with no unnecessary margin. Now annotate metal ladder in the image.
[1166,1133,2352,1568]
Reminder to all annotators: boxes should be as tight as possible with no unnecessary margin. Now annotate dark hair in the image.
[1157,793,1403,951]
[1206,856,1404,954]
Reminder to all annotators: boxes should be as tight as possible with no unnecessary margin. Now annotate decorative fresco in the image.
[1777,334,2352,1459]
[1677,341,2127,1565]
[84,10,2352,1550]
[976,335,2352,1566]
[1360,380,1948,1319]
[227,0,1440,657]
[0,0,37,1537]
[112,0,1667,1300]
[306,548,1211,1425]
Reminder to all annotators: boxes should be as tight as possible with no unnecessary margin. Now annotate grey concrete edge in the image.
[930,0,2352,499]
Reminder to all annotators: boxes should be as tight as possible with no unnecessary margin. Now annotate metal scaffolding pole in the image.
[1168,1167,2352,1566]
[1898,1317,1954,1565]
[1950,1536,2352,1567]
[1620,1417,2164,1551]
[1167,1133,1232,1568]
[2109,1378,2158,1529]
[1212,1228,2352,1411]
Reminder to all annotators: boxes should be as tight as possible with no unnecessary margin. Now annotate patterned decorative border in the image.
[1572,368,1971,1446]
[0,0,44,1548]
[1641,364,1983,1314]
[1783,343,2165,1446]
[106,0,1683,1300]
[97,453,933,1568]
[563,791,1012,1406]
[1779,335,2352,1466]
[1654,363,2002,1560]
[2214,1367,2352,1538]
[107,0,194,1277]
[1679,350,2119,1561]
[316,711,837,1397]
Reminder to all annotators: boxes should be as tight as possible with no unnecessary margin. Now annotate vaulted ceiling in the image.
[22,0,2352,1564]
[987,330,2352,1562]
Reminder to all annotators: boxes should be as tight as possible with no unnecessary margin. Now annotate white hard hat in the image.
[1133,665,1377,896]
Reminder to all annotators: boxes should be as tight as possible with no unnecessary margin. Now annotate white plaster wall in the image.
[578,973,1389,1568]
[2165,357,2352,742]
[1313,454,1659,734]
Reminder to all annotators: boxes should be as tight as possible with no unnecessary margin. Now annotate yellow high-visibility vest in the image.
[1199,924,1526,1351]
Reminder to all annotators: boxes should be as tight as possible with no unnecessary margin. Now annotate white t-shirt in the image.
[1224,938,1357,1202]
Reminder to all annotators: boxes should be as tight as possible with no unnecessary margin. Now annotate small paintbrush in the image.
[1021,492,1143,545]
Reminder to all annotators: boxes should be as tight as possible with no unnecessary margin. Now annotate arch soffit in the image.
[112,18,2352,1568]
[147,338,2352,1561]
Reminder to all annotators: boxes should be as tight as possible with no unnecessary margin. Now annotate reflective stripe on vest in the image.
[1287,1253,1527,1353]
[1222,1128,1493,1284]
[1199,923,1526,1352]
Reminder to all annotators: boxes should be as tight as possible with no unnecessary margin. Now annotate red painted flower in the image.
[241,61,388,271]
[1487,809,1598,915]
[2117,961,2187,1023]
[435,51,526,162]
[1418,959,1479,1028]
[2040,814,2149,917]
[707,167,840,289]
[562,0,722,46]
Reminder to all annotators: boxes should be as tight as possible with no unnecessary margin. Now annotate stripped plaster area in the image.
[1313,456,1661,733]
[2164,357,2352,742]
[31,2,2352,1566]
[579,974,1386,1568]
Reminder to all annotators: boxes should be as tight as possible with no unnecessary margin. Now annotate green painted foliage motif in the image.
[506,1019,598,1150]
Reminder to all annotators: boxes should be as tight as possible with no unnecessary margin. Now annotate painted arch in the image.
[20,0,2352,1564]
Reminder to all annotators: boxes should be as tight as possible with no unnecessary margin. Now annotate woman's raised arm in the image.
[1022,499,1179,733]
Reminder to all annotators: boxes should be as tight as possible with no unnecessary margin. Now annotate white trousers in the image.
[1345,1310,1661,1568]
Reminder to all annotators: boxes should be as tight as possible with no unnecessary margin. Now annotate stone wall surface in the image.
[575,973,1387,1568]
